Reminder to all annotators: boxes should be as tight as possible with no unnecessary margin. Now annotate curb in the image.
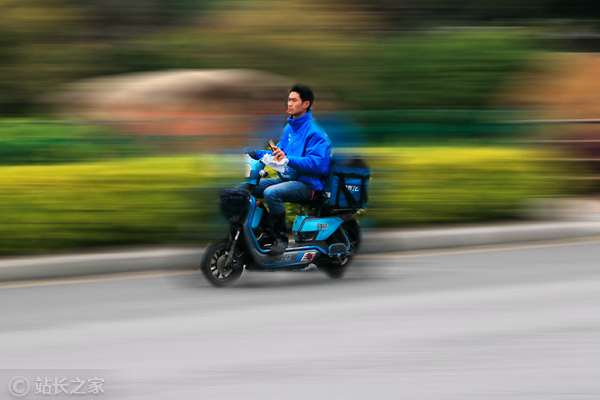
[1,221,600,282]
[0,248,204,282]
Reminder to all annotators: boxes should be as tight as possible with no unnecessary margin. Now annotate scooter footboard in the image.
[248,245,328,270]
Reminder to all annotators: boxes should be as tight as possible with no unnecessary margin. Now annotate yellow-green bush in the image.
[361,147,590,226]
[0,156,240,254]
[0,148,589,255]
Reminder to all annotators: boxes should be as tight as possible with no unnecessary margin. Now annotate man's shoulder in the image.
[307,127,332,149]
[312,120,330,143]
[306,116,327,135]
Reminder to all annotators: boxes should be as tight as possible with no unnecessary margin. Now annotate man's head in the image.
[287,84,314,118]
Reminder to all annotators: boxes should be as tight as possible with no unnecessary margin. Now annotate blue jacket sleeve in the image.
[254,149,269,159]
[287,133,330,175]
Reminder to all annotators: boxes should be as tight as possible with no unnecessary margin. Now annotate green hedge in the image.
[0,148,589,255]
[0,121,186,165]
[0,156,239,254]
[362,147,589,225]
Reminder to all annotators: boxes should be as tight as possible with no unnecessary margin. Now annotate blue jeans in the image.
[238,178,313,218]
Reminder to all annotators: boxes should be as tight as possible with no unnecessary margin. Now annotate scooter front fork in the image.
[225,228,241,267]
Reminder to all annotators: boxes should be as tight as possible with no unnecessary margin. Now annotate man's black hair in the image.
[289,84,314,110]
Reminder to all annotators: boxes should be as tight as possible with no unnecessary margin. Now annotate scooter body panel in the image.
[241,195,350,271]
[293,215,343,241]
[225,156,356,272]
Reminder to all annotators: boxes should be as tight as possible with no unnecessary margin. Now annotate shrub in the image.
[0,155,239,254]
[361,147,590,225]
[0,122,141,165]
[0,148,589,255]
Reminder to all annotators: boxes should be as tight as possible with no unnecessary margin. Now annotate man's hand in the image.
[271,145,285,162]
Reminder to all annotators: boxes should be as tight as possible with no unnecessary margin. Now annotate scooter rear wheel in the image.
[320,219,361,279]
[200,240,244,287]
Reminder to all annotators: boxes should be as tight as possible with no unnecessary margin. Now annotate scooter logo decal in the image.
[301,252,317,262]
[317,223,328,230]
[280,254,295,262]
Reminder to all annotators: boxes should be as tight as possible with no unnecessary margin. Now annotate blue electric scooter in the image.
[200,156,363,287]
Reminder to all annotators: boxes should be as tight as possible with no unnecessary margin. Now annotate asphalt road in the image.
[1,240,599,399]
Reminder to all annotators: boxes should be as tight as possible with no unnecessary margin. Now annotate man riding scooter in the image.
[243,84,332,255]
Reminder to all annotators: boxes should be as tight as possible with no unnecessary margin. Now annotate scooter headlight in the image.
[245,163,252,178]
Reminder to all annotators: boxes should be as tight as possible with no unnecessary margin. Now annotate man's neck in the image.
[291,110,309,119]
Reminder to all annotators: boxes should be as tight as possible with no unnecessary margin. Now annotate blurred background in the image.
[2,0,600,255]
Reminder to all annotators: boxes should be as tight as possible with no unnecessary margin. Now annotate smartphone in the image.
[269,140,281,161]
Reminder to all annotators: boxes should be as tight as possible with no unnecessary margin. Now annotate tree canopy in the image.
[1,0,599,116]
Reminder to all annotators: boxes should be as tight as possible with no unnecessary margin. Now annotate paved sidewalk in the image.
[1,219,600,282]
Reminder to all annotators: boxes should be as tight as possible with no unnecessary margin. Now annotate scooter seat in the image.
[297,190,324,207]
[296,191,356,217]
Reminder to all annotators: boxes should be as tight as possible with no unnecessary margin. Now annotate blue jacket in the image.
[255,110,332,191]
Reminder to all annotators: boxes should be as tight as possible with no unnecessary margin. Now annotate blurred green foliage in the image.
[352,110,533,144]
[0,149,589,255]
[2,0,590,116]
[3,0,600,116]
[0,111,531,167]
[0,121,223,165]
[0,0,597,256]
[0,122,145,165]
[110,30,535,112]
[0,0,106,115]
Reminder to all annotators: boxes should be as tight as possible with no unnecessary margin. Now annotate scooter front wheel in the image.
[200,240,244,287]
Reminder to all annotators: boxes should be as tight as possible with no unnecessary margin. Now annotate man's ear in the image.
[303,100,310,110]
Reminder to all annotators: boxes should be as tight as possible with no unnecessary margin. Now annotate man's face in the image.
[287,91,309,118]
